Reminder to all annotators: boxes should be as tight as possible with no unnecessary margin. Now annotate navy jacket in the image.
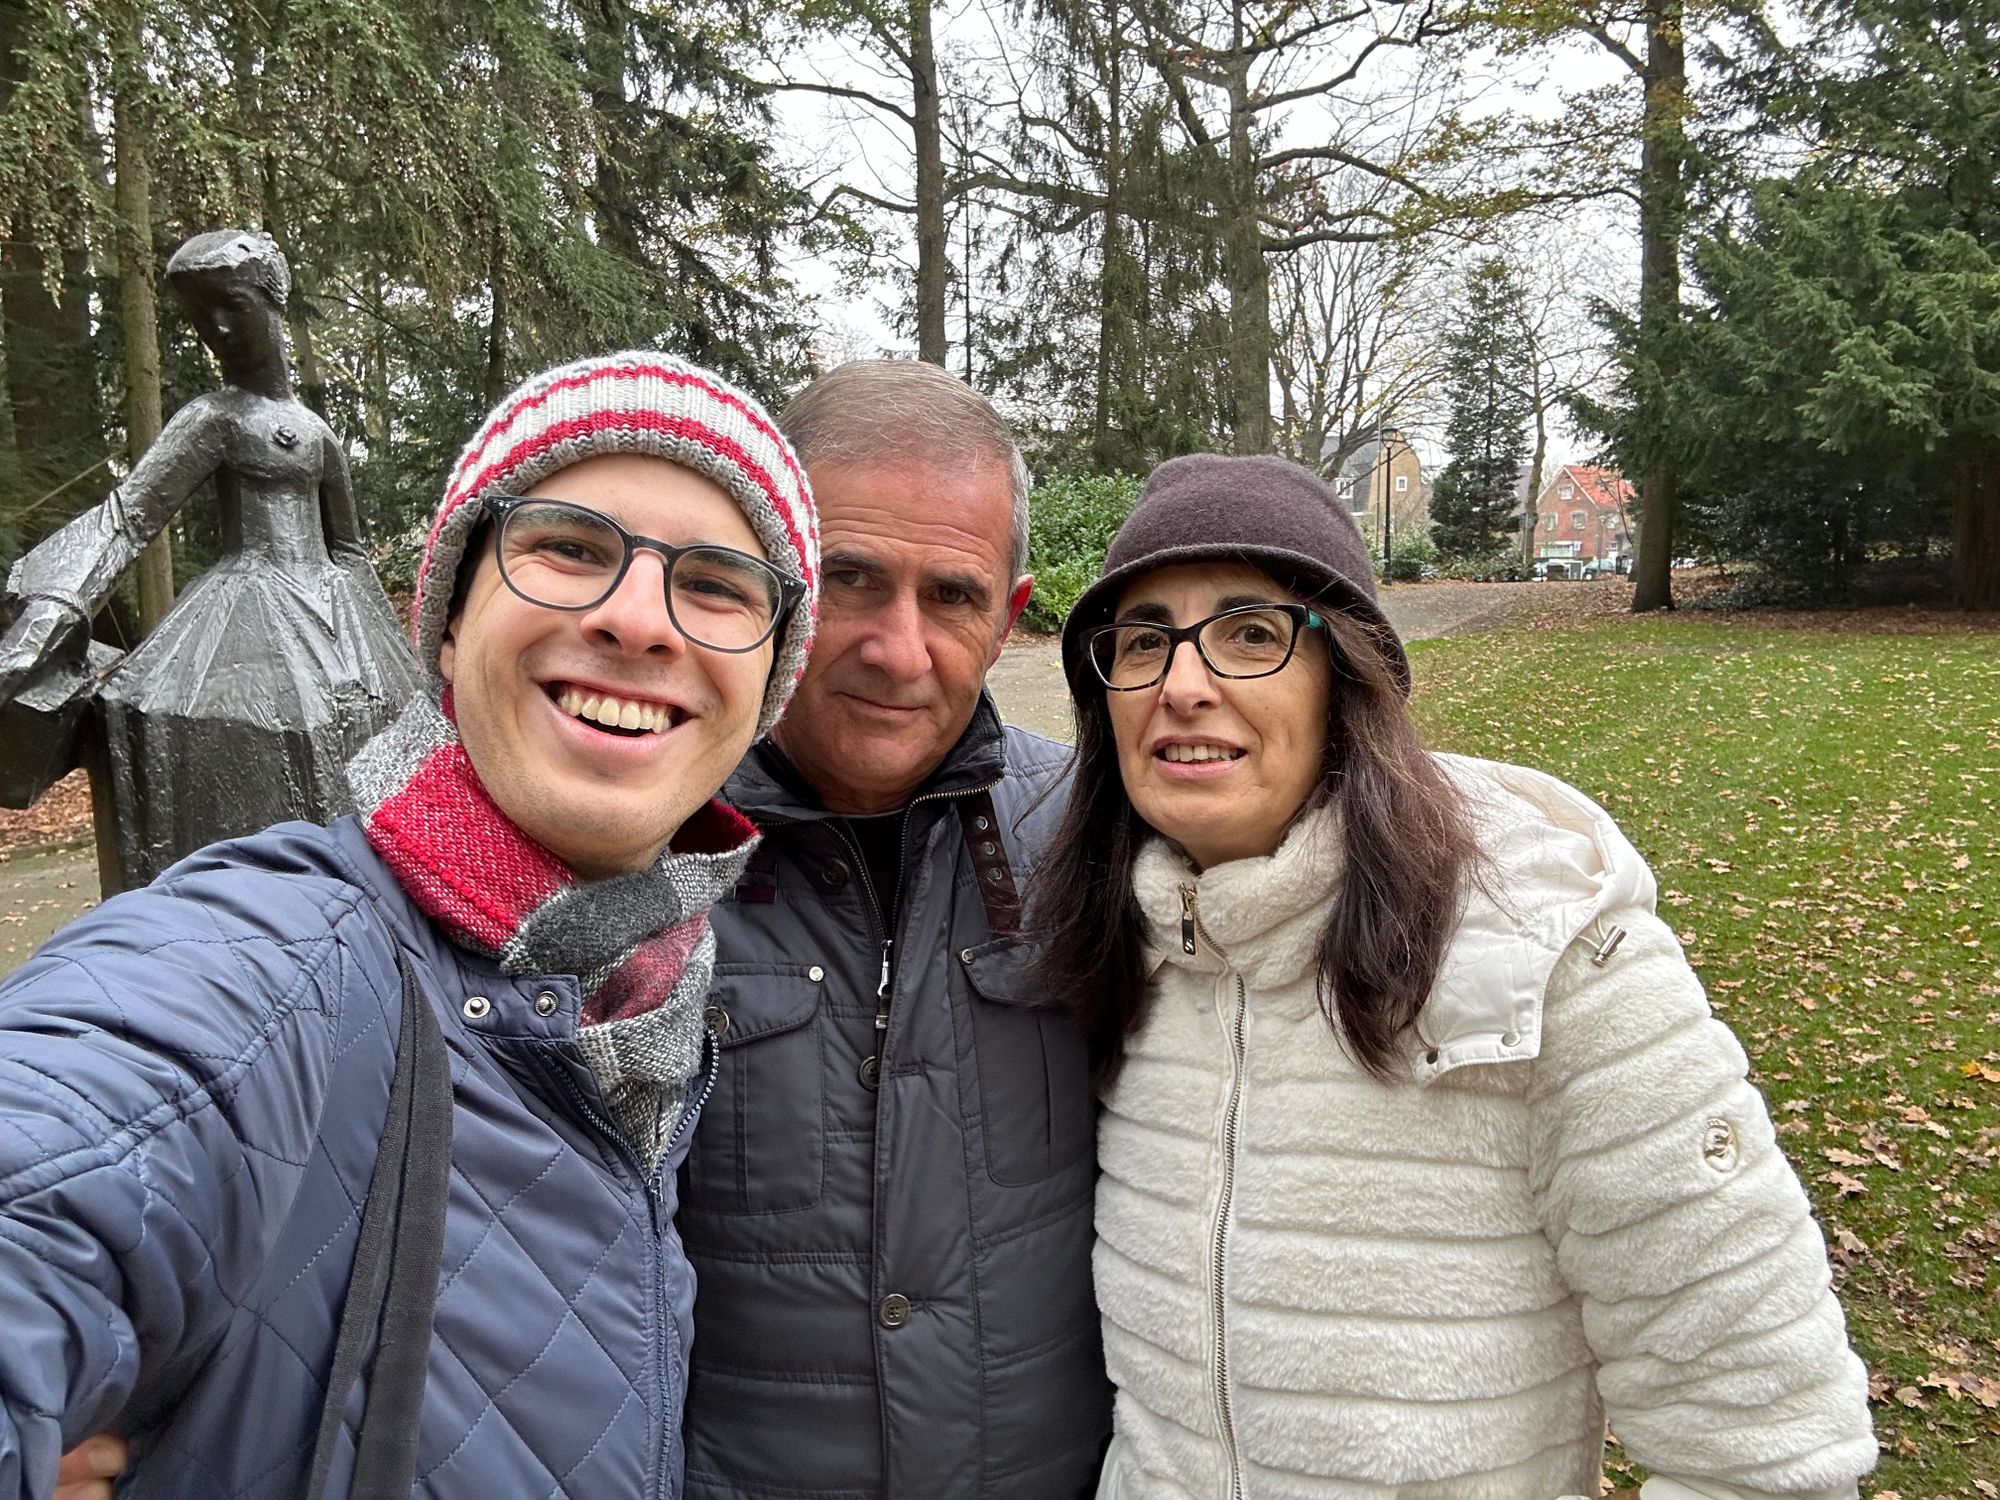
[0,818,704,1499]
[682,699,1109,1498]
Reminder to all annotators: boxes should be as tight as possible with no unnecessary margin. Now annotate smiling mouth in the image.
[1158,744,1244,763]
[553,684,683,736]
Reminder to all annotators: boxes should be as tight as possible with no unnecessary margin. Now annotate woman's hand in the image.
[54,1433,127,1499]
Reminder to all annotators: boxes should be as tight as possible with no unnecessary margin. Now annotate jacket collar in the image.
[1134,753,1656,1084]
[724,691,1008,824]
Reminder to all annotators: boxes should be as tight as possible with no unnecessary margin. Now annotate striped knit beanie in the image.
[412,351,820,738]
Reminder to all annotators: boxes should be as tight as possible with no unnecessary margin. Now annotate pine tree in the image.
[1620,0,2000,607]
[1430,259,1532,559]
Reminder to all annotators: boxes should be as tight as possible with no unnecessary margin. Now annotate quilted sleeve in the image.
[0,867,387,1499]
[1525,908,1876,1498]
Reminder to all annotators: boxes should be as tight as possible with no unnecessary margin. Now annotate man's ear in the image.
[991,575,1033,664]
[438,617,458,684]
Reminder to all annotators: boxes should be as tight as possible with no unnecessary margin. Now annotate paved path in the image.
[0,583,1558,977]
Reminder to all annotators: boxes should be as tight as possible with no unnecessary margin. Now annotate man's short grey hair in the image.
[779,360,1032,583]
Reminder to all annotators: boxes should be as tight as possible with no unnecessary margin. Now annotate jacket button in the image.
[974,814,991,832]
[858,1055,880,1090]
[1424,1048,1439,1064]
[878,1293,912,1328]
[959,948,974,964]
[807,965,825,982]
[462,995,491,1020]
[819,862,848,888]
[705,1005,730,1039]
[534,991,559,1016]
[1501,1030,1519,1047]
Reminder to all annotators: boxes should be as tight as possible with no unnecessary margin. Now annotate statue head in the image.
[166,230,292,386]
[166,230,290,308]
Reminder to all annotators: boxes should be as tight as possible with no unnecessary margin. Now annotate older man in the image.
[679,361,1108,1498]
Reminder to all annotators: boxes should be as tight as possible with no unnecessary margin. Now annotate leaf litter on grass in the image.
[1409,615,2000,1492]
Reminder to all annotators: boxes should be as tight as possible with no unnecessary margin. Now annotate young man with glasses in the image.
[0,352,817,1499]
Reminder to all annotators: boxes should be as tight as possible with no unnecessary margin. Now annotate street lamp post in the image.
[1378,423,1399,583]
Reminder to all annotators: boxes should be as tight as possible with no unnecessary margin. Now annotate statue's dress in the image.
[5,388,418,886]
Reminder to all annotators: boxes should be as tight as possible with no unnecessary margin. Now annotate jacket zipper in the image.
[1183,884,1246,1500]
[537,1032,718,1500]
[834,776,1001,1081]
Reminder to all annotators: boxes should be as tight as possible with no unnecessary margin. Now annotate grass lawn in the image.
[1407,616,2000,1497]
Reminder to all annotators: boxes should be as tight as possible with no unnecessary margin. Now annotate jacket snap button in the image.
[959,948,974,964]
[974,815,990,831]
[1501,1030,1519,1047]
[980,840,998,857]
[1701,1118,1741,1172]
[808,965,825,982]
[1424,1048,1439,1064]
[819,862,847,888]
[858,1055,880,1090]
[705,1005,730,1039]
[462,995,491,1020]
[534,991,559,1017]
[878,1293,912,1328]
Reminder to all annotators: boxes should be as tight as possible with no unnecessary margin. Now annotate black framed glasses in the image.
[482,494,804,654]
[1086,602,1324,690]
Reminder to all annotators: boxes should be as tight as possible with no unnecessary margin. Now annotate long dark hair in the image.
[1030,597,1481,1086]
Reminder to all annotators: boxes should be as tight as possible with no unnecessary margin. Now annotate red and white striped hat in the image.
[412,351,819,738]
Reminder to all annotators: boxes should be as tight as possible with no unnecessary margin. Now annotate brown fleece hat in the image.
[1060,453,1411,694]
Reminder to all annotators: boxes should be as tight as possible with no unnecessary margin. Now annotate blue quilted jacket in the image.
[0,817,705,1499]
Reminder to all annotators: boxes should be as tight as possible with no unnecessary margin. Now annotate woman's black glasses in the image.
[1086,603,1323,690]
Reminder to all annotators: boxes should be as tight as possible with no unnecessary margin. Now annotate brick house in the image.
[1525,463,1634,569]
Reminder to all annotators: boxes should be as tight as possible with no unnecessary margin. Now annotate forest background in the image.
[0,0,1994,636]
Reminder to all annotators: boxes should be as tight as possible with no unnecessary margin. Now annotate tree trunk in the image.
[484,228,510,408]
[1223,52,1270,453]
[910,0,948,366]
[1629,0,1685,613]
[112,25,172,631]
[0,0,102,532]
[1090,0,1124,467]
[1523,415,1547,568]
[260,156,327,419]
[585,0,646,269]
[1953,451,2000,611]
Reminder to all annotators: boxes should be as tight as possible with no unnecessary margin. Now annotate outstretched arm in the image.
[0,865,376,1497]
[1528,910,1875,1500]
[5,399,223,624]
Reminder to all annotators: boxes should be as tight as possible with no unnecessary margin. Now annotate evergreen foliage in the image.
[1430,259,1532,559]
[1021,470,1142,632]
[1592,0,1999,607]
[0,0,818,587]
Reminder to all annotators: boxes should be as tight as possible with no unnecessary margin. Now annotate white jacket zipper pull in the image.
[1180,886,1198,955]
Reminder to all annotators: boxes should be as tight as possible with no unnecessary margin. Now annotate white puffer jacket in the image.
[1093,754,1875,1500]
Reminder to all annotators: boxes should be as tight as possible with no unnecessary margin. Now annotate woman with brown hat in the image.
[1034,454,1874,1499]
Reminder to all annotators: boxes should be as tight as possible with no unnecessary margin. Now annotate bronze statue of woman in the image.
[0,229,418,891]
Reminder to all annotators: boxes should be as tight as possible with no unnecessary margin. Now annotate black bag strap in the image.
[306,946,454,1499]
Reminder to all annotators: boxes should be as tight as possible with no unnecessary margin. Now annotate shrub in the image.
[1436,551,1525,582]
[1022,472,1143,633]
[1366,528,1438,584]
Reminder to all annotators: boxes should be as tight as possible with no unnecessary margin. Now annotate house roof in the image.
[1542,463,1634,511]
